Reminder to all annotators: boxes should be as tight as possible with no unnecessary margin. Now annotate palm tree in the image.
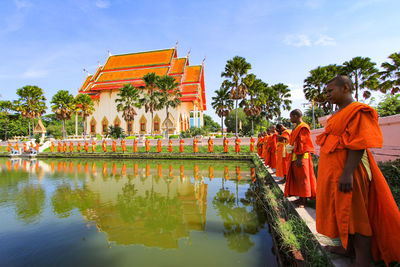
[271,83,292,119]
[242,75,263,135]
[51,90,76,139]
[15,85,47,137]
[221,56,251,136]
[156,75,182,138]
[139,72,162,136]
[115,84,142,136]
[0,100,14,140]
[75,93,95,138]
[256,82,280,125]
[343,57,379,101]
[379,52,400,95]
[211,82,234,134]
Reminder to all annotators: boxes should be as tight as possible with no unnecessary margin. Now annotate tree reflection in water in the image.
[15,184,46,224]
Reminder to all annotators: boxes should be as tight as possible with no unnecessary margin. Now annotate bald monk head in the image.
[276,124,284,134]
[326,75,355,109]
[290,109,303,125]
[269,125,276,132]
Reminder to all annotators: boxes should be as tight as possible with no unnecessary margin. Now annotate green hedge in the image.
[154,135,163,139]
[126,136,137,139]
[169,135,179,139]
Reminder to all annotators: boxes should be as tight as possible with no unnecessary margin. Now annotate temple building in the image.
[78,46,206,136]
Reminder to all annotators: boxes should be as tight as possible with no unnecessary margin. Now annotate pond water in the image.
[0,158,277,267]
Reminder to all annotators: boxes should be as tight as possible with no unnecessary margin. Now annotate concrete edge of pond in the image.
[251,154,335,267]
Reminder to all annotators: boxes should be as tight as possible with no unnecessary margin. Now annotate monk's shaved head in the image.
[290,109,302,117]
[327,75,354,92]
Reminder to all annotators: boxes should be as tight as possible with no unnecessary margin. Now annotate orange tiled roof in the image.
[91,66,103,82]
[97,67,169,83]
[182,65,201,83]
[181,84,198,94]
[103,49,174,70]
[170,58,186,74]
[91,81,145,91]
[80,75,92,92]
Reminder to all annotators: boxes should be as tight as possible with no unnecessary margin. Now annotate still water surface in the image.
[0,158,277,267]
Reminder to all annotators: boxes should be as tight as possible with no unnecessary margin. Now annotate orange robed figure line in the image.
[50,142,54,153]
[315,76,400,266]
[69,142,74,153]
[179,138,184,153]
[145,139,150,152]
[23,142,28,152]
[92,140,96,152]
[157,139,162,153]
[250,136,255,152]
[84,141,89,152]
[208,137,213,153]
[57,142,61,152]
[133,138,138,153]
[168,140,173,153]
[77,142,81,152]
[63,142,67,152]
[235,136,241,153]
[284,109,317,208]
[256,134,262,156]
[275,124,291,180]
[14,142,19,151]
[193,137,199,153]
[223,137,229,153]
[121,139,126,153]
[36,142,40,152]
[102,140,107,152]
[112,140,117,152]
[6,142,11,152]
[265,126,277,169]
[261,132,270,160]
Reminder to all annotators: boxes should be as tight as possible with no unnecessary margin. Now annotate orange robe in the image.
[92,141,96,152]
[268,132,278,168]
[193,139,198,153]
[84,141,89,152]
[262,135,269,159]
[50,142,54,153]
[223,139,229,153]
[179,139,184,153]
[250,137,255,152]
[121,140,126,153]
[235,138,241,153]
[133,139,138,153]
[145,139,150,152]
[112,140,117,152]
[284,122,316,199]
[256,138,262,156]
[276,129,291,178]
[157,140,162,153]
[14,143,19,151]
[102,141,107,152]
[208,139,213,153]
[36,143,40,152]
[24,143,28,152]
[63,142,67,152]
[69,142,74,152]
[57,142,61,152]
[168,140,173,152]
[77,142,81,152]
[7,143,11,152]
[315,102,400,264]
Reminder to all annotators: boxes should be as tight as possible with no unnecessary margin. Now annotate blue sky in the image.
[0,0,399,122]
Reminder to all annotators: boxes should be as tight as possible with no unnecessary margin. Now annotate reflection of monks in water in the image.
[63,162,67,173]
[145,164,150,177]
[112,163,117,176]
[35,161,39,172]
[92,163,97,175]
[134,163,138,177]
[84,162,89,174]
[14,161,19,170]
[194,165,199,180]
[208,166,214,180]
[6,160,11,170]
[50,161,54,172]
[77,163,81,174]
[235,166,242,181]
[157,164,162,179]
[122,164,127,176]
[251,167,256,183]
[57,162,62,172]
[169,165,173,177]
[180,165,185,179]
[102,163,107,175]
[69,162,74,174]
[224,166,230,180]
[23,160,28,172]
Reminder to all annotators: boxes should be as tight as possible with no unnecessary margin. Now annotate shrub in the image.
[154,135,163,139]
[226,133,233,138]
[181,130,192,138]
[126,136,137,139]
[169,135,179,139]
[107,125,126,139]
[215,134,223,138]
[378,160,400,208]
[96,134,102,140]
[145,136,155,139]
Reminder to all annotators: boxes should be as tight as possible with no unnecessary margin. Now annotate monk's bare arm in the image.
[339,149,364,193]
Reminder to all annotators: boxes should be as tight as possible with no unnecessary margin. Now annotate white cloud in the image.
[95,0,110,9]
[22,69,48,78]
[284,34,311,47]
[314,35,336,46]
[304,0,325,9]
[14,0,31,10]
[287,84,305,101]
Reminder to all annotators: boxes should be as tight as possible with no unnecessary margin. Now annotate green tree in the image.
[343,56,379,101]
[257,82,280,125]
[243,76,264,135]
[115,84,142,136]
[271,83,292,119]
[75,93,95,137]
[15,85,47,137]
[156,75,182,138]
[203,114,220,132]
[51,90,76,139]
[376,94,400,117]
[0,100,14,140]
[221,56,252,136]
[379,52,400,95]
[107,125,126,139]
[211,83,234,133]
[139,73,163,136]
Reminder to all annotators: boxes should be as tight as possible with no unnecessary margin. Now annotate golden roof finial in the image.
[202,56,206,66]
[107,49,112,57]
[186,49,191,58]
[174,40,179,50]
[83,68,90,76]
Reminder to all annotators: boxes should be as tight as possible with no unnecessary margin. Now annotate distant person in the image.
[57,142,62,152]
[102,140,107,152]
[179,138,184,153]
[63,142,67,152]
[77,142,82,152]
[145,139,150,153]
[208,137,213,153]
[250,136,255,152]
[69,142,74,153]
[315,75,400,266]
[121,139,126,153]
[92,140,96,153]
[284,109,317,208]
[84,141,89,152]
[112,140,117,152]
[157,139,162,153]
[276,124,291,181]
[50,141,55,153]
[133,138,138,153]
[168,139,173,153]
[235,136,241,153]
[265,126,278,170]
[193,137,199,153]
[223,136,229,153]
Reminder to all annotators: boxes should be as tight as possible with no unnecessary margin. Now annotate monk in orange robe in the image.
[121,139,126,153]
[50,142,54,153]
[193,137,199,153]
[84,141,89,152]
[133,138,138,153]
[14,142,19,151]
[284,109,316,207]
[235,136,241,153]
[56,142,61,152]
[63,142,67,152]
[30,142,34,150]
[6,142,11,152]
[145,139,150,152]
[250,136,255,152]
[179,138,184,153]
[208,137,213,153]
[168,139,173,153]
[102,140,107,152]
[262,132,270,161]
[256,134,262,156]
[315,76,400,266]
[275,124,291,180]
[92,140,96,152]
[36,142,40,152]
[24,142,28,152]
[266,126,278,169]
[223,137,229,153]
[157,139,162,153]
[69,142,73,152]
[77,142,82,152]
[112,140,117,152]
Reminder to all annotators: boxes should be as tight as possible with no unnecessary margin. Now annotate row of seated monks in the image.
[46,136,256,154]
